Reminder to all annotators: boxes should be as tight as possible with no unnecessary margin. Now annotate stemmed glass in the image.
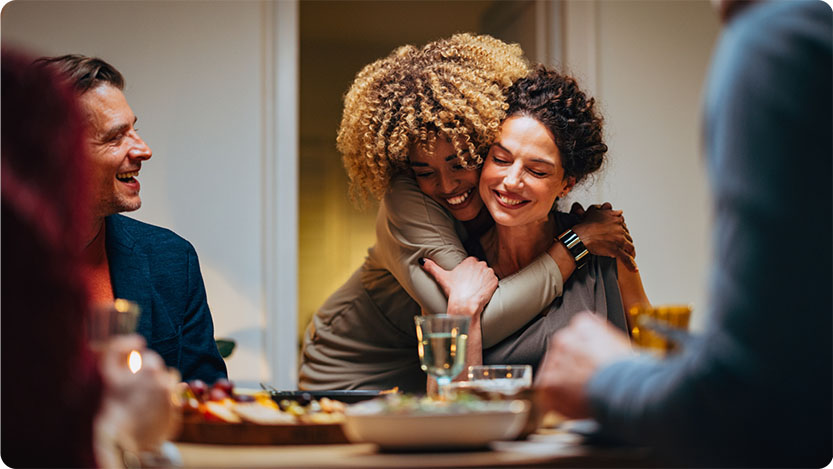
[414,314,470,397]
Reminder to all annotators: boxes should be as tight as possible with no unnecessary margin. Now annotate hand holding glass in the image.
[414,315,469,397]
[89,300,182,464]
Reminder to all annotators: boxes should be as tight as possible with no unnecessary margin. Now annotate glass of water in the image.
[414,314,470,397]
[467,364,532,395]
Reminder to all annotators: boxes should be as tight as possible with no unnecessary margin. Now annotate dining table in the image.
[173,426,658,468]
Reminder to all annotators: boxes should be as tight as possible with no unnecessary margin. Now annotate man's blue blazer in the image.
[105,214,228,383]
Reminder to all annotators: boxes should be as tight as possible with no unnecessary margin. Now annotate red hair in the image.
[1,49,102,468]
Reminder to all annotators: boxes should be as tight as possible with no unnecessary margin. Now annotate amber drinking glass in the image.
[628,304,692,354]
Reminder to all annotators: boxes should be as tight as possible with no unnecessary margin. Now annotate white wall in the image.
[562,0,720,329]
[2,0,297,387]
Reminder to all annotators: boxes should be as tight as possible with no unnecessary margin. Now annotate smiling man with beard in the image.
[36,54,227,384]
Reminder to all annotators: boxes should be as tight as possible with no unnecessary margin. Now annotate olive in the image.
[297,392,312,406]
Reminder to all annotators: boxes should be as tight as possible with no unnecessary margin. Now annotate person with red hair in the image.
[1,49,179,468]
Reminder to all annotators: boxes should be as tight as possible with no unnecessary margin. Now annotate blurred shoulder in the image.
[728,0,831,50]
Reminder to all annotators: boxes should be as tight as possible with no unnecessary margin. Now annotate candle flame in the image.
[128,350,142,374]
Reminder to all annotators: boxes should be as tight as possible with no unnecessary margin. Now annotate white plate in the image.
[342,399,530,450]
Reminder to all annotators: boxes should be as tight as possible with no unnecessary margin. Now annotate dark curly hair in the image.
[505,65,607,185]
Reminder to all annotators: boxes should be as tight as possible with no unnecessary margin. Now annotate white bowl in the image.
[342,399,530,450]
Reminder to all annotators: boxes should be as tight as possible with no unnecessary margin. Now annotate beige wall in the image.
[562,0,720,329]
[1,0,295,387]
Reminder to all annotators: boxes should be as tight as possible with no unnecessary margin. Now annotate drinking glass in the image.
[628,304,692,355]
[87,299,142,372]
[414,315,470,397]
[467,364,532,395]
[87,299,140,344]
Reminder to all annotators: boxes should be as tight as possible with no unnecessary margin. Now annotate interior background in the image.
[2,0,718,388]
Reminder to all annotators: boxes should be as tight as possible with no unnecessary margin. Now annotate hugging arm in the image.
[421,257,497,372]
[381,177,638,347]
[378,177,562,346]
[616,258,650,316]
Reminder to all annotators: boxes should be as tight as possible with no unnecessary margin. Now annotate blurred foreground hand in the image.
[535,313,632,418]
[95,335,181,467]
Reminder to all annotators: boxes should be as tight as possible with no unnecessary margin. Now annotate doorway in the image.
[297,0,559,344]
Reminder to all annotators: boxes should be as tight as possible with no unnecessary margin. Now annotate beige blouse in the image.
[298,176,564,392]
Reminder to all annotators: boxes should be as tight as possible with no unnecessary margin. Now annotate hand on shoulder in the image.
[570,202,638,272]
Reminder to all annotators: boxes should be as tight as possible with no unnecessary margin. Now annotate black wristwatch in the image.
[558,229,589,269]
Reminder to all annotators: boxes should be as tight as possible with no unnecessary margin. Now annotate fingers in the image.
[168,367,182,385]
[570,202,585,216]
[619,237,636,257]
[621,254,639,272]
[140,349,166,372]
[419,257,446,283]
[585,204,620,217]
[615,238,638,271]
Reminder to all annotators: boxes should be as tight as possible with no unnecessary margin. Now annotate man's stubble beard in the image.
[95,196,142,220]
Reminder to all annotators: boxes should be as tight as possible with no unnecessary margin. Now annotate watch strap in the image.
[558,229,589,269]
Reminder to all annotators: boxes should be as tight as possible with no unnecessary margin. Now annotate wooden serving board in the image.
[176,418,349,445]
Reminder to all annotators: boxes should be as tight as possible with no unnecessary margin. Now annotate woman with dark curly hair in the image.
[300,34,636,392]
[426,65,650,371]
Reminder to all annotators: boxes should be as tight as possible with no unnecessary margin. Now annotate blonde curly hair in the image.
[337,33,529,203]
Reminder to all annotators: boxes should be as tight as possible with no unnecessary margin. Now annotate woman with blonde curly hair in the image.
[299,34,635,392]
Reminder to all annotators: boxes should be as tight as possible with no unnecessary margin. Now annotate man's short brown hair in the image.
[33,54,124,93]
